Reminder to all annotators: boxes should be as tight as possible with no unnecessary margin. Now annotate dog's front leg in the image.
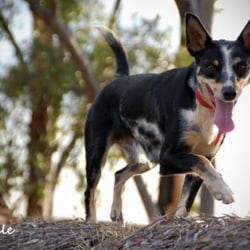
[160,151,234,209]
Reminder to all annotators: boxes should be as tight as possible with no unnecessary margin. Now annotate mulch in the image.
[0,215,249,250]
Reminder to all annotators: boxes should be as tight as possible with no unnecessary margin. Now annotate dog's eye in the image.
[206,64,217,73]
[234,62,248,77]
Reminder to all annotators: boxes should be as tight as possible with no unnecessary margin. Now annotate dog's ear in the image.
[185,13,212,56]
[237,19,250,50]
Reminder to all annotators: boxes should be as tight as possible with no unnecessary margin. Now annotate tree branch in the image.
[49,0,58,17]
[0,11,27,69]
[133,175,159,221]
[108,0,122,29]
[25,0,98,101]
[55,134,78,180]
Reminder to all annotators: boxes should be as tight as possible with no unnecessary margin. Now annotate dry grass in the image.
[0,215,250,250]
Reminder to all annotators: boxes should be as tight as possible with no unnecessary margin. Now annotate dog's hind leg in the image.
[175,174,203,216]
[84,115,112,223]
[84,158,103,222]
[110,162,154,223]
[84,144,107,223]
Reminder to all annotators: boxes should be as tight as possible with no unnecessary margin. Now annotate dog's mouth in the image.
[206,84,236,133]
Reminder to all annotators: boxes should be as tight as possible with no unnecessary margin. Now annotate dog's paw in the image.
[110,209,124,224]
[205,176,234,204]
[175,206,188,217]
[212,181,234,204]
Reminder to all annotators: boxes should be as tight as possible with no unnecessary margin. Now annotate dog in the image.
[84,13,250,223]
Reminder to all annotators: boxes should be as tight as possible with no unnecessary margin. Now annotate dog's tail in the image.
[96,26,129,78]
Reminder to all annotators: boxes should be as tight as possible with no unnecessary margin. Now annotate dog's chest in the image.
[181,108,222,156]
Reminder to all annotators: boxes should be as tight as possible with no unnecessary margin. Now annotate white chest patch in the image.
[181,108,222,156]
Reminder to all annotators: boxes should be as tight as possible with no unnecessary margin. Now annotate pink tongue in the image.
[214,98,235,133]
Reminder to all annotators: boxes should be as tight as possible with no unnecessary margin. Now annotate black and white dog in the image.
[84,13,250,223]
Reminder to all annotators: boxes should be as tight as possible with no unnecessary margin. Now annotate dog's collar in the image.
[194,89,224,146]
[213,130,224,146]
[194,89,214,110]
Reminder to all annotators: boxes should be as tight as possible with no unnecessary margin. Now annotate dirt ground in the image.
[0,215,250,249]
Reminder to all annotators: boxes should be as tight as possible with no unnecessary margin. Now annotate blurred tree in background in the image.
[0,0,215,222]
[0,0,102,219]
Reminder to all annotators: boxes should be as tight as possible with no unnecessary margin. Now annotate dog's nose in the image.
[222,86,237,101]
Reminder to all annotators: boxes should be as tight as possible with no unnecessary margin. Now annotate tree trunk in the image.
[27,103,48,216]
[26,13,52,217]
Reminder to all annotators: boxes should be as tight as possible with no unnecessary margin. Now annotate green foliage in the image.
[174,46,193,67]
[88,34,117,86]
[118,14,172,74]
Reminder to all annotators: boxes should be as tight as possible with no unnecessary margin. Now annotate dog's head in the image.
[186,13,250,132]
